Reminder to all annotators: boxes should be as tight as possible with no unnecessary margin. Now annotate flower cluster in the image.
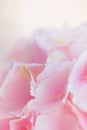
[0,25,87,130]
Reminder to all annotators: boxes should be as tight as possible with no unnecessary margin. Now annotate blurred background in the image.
[0,0,87,51]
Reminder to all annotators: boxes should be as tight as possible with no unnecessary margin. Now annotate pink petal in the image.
[2,40,47,64]
[10,117,32,130]
[0,63,33,117]
[10,110,37,130]
[34,103,83,130]
[35,57,72,105]
[0,62,13,87]
[67,52,87,112]
[0,117,18,130]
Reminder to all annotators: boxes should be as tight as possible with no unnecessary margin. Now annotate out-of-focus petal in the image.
[67,52,87,112]
[2,40,47,64]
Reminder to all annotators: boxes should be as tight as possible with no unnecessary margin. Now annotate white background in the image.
[0,0,87,50]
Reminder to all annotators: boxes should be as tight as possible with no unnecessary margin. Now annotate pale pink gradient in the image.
[0,0,87,51]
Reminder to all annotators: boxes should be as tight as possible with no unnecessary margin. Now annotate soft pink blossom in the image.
[1,25,87,129]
